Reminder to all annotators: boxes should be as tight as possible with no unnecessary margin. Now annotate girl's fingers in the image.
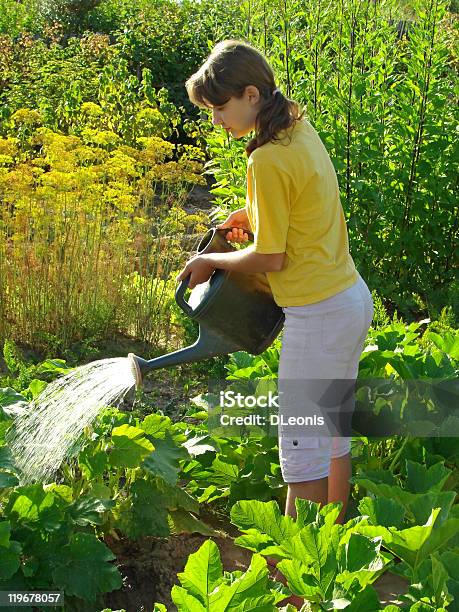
[221,227,249,243]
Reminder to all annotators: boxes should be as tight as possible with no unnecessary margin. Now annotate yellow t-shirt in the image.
[245,118,358,307]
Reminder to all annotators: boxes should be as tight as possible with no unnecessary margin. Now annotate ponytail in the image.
[246,89,304,157]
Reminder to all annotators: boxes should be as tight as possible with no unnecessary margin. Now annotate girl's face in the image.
[203,85,261,139]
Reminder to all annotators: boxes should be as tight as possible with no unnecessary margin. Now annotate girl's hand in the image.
[177,255,215,289]
[216,208,251,243]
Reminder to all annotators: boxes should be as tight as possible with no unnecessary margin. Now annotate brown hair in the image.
[185,39,305,156]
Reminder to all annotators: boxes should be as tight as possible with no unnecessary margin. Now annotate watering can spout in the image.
[127,227,285,389]
[128,326,241,388]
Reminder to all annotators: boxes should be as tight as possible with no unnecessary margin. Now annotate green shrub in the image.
[37,0,103,35]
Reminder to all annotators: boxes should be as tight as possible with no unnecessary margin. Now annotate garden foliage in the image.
[0,0,457,608]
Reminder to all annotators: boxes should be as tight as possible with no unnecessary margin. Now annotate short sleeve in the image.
[247,159,291,254]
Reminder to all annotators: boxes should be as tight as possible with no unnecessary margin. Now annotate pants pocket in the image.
[321,300,365,355]
[279,437,332,482]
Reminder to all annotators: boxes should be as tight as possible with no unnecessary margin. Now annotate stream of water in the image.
[5,357,136,485]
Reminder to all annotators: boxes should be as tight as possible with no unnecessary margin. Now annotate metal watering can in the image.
[128,227,285,387]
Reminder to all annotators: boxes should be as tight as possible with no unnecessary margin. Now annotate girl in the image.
[178,40,374,527]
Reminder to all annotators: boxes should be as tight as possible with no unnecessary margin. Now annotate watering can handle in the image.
[217,226,255,242]
[175,275,193,316]
[176,226,254,315]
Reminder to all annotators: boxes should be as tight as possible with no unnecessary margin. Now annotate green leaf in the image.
[344,533,381,573]
[169,510,218,536]
[405,461,451,494]
[35,359,70,375]
[439,550,459,604]
[408,491,456,525]
[417,516,459,564]
[431,553,450,608]
[358,496,405,529]
[320,502,342,530]
[352,476,417,511]
[276,558,322,599]
[78,445,109,479]
[68,495,114,526]
[439,550,459,580]
[89,482,112,500]
[385,508,444,571]
[0,547,21,581]
[230,500,298,544]
[177,539,223,606]
[0,421,10,442]
[352,469,397,486]
[208,553,274,609]
[234,530,275,553]
[6,485,64,531]
[197,485,227,504]
[45,483,73,503]
[207,457,239,483]
[171,585,206,611]
[0,473,20,488]
[140,413,173,438]
[110,424,154,468]
[26,379,47,399]
[282,520,341,598]
[0,387,28,421]
[425,331,459,360]
[113,479,169,538]
[347,523,392,545]
[0,447,17,473]
[156,479,199,513]
[52,533,122,602]
[142,435,187,485]
[0,388,27,409]
[0,521,11,547]
[183,434,219,457]
[287,523,330,569]
[337,535,390,592]
[341,584,381,611]
[295,498,321,527]
[0,522,21,580]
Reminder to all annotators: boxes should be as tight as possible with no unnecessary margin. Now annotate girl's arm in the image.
[201,246,284,272]
[177,246,285,289]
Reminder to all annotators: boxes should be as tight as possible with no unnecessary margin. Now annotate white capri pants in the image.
[278,273,374,483]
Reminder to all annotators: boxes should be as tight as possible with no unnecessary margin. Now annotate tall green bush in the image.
[0,0,42,37]
[205,0,458,321]
[37,0,103,36]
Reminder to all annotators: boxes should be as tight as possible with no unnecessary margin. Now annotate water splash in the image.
[5,357,136,485]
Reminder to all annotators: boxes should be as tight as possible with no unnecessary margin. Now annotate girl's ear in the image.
[245,85,261,105]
